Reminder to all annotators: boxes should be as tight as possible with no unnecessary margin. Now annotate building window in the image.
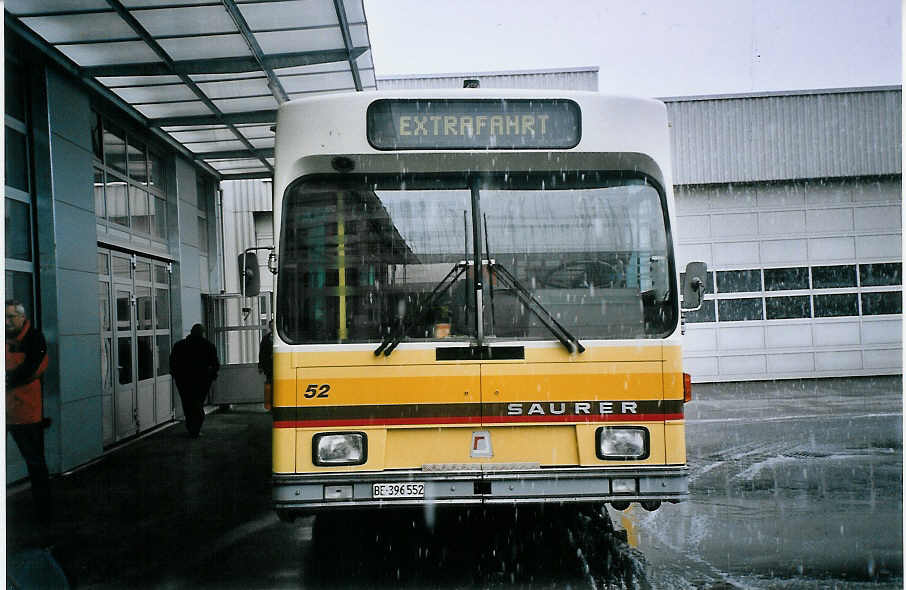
[684,299,715,323]
[765,295,811,319]
[718,298,763,321]
[130,186,151,234]
[5,58,36,322]
[6,270,34,320]
[92,111,169,242]
[764,267,809,291]
[5,198,32,261]
[812,265,856,289]
[861,292,902,315]
[716,270,761,293]
[859,263,901,287]
[5,127,29,192]
[687,259,902,325]
[103,122,127,176]
[5,61,26,122]
[814,293,858,317]
[106,175,129,228]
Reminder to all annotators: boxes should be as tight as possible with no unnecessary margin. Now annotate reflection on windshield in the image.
[277,173,675,345]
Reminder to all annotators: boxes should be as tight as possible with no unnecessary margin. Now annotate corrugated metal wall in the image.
[377,67,599,91]
[222,179,273,285]
[666,88,902,185]
[218,179,274,364]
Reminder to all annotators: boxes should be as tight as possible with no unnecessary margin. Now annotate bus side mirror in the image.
[239,252,260,297]
[681,261,708,311]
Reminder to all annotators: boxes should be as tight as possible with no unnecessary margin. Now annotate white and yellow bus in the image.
[268,89,707,520]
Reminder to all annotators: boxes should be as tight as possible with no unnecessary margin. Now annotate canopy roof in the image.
[5,0,377,179]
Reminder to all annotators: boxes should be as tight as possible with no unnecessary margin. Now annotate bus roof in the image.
[274,89,673,201]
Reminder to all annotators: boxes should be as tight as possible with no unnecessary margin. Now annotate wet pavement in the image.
[619,376,903,588]
[5,377,903,588]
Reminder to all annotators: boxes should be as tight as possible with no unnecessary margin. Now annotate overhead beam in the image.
[152,109,277,128]
[4,13,222,181]
[221,0,289,104]
[83,47,369,78]
[221,171,275,181]
[196,147,275,160]
[333,0,363,91]
[104,0,273,173]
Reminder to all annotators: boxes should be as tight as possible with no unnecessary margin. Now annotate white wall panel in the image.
[711,213,758,237]
[805,181,852,206]
[813,322,861,346]
[684,328,717,352]
[680,215,711,235]
[718,326,765,350]
[806,208,854,233]
[713,242,760,266]
[759,211,805,235]
[863,349,903,369]
[756,185,805,208]
[853,181,899,202]
[765,324,813,348]
[808,237,856,261]
[675,243,712,267]
[815,350,862,371]
[767,352,814,373]
[761,239,808,263]
[684,356,718,379]
[718,354,767,374]
[675,191,711,212]
[711,189,757,210]
[856,234,901,259]
[854,206,902,231]
[861,319,903,344]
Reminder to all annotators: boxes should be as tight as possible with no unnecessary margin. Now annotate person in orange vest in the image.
[5,300,51,520]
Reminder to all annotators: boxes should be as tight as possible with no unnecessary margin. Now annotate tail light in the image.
[683,372,693,403]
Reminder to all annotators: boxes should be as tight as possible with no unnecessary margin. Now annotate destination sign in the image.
[367,99,581,150]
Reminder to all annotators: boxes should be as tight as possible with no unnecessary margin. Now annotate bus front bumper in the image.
[273,465,688,515]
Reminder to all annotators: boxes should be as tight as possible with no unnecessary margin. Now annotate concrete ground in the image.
[5,376,903,588]
[6,406,286,588]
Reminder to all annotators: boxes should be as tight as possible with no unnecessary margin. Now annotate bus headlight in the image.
[596,427,649,460]
[313,432,367,466]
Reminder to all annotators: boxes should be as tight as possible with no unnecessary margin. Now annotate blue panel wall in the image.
[175,157,203,335]
[45,69,103,473]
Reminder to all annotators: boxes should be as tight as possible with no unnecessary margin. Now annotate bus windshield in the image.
[277,172,675,345]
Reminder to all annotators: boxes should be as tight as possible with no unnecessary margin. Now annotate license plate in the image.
[372,482,425,498]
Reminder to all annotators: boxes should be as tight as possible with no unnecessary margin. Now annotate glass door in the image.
[152,261,173,425]
[135,260,155,430]
[113,253,138,439]
[98,251,115,446]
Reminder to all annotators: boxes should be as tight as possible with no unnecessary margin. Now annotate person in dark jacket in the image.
[5,300,51,519]
[170,324,219,437]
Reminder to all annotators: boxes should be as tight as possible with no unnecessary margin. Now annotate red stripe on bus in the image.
[273,413,683,428]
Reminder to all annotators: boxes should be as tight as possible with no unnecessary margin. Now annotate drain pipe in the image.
[218,186,227,294]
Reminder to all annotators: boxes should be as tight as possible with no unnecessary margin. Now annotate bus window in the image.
[277,173,674,345]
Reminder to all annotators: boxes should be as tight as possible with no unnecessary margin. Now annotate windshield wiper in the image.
[374,261,468,357]
[488,261,585,354]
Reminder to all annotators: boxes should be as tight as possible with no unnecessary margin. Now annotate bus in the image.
[266,89,707,521]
